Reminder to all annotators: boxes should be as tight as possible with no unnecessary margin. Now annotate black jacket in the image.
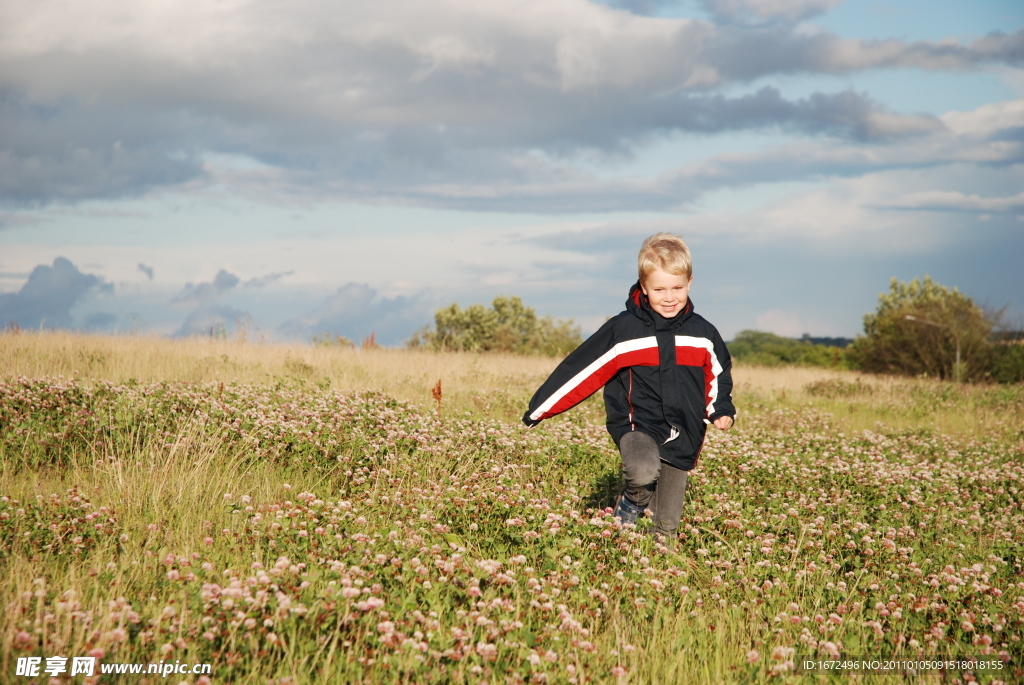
[523,282,735,471]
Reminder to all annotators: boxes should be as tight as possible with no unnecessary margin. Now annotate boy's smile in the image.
[641,268,692,318]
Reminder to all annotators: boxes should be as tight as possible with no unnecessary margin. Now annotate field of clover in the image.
[1,375,1022,684]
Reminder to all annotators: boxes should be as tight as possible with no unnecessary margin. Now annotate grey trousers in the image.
[619,431,690,538]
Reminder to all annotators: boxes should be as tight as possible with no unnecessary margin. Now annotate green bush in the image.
[989,343,1024,384]
[850,276,993,382]
[408,295,582,356]
[727,330,853,368]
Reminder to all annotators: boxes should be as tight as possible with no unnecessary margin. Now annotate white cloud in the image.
[3,171,1021,342]
[279,283,433,346]
[941,99,1024,136]
[170,269,241,306]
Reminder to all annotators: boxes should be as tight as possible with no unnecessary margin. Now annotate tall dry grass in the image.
[733,364,1024,438]
[0,331,560,423]
[2,330,1020,436]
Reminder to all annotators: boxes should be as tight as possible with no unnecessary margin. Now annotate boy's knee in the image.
[625,460,660,487]
[619,431,661,486]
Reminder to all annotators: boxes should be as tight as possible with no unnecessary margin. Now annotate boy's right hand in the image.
[713,415,734,430]
[522,412,540,428]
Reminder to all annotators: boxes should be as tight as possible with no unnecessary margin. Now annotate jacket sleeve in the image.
[706,327,736,422]
[522,318,625,427]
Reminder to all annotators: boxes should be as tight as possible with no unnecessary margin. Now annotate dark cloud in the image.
[197,88,946,215]
[0,257,112,329]
[280,283,432,346]
[170,269,240,306]
[598,87,943,142]
[243,271,294,288]
[1,0,1020,209]
[137,263,154,280]
[707,28,1024,82]
[0,92,205,206]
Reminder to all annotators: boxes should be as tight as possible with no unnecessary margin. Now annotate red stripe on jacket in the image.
[535,346,658,420]
[676,344,715,419]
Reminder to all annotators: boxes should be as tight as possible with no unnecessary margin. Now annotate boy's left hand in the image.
[713,416,734,430]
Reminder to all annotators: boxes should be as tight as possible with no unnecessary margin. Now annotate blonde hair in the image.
[638,233,692,283]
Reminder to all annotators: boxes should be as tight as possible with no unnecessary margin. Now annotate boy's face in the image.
[641,268,692,318]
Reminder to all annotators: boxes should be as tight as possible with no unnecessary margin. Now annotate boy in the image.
[522,233,735,542]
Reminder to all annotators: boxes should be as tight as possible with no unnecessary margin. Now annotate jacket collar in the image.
[627,281,693,328]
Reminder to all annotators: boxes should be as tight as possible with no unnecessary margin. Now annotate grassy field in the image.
[4,332,1022,436]
[2,331,1022,684]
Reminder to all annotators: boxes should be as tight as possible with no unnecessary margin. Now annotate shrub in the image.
[408,296,582,356]
[849,276,992,382]
[989,342,1024,384]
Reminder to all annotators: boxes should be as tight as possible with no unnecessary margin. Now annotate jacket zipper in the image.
[628,369,635,430]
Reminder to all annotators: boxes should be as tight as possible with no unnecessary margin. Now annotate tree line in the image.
[320,277,1023,383]
[728,276,1022,383]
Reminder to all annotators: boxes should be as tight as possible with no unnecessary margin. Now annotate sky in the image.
[1,0,1022,345]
